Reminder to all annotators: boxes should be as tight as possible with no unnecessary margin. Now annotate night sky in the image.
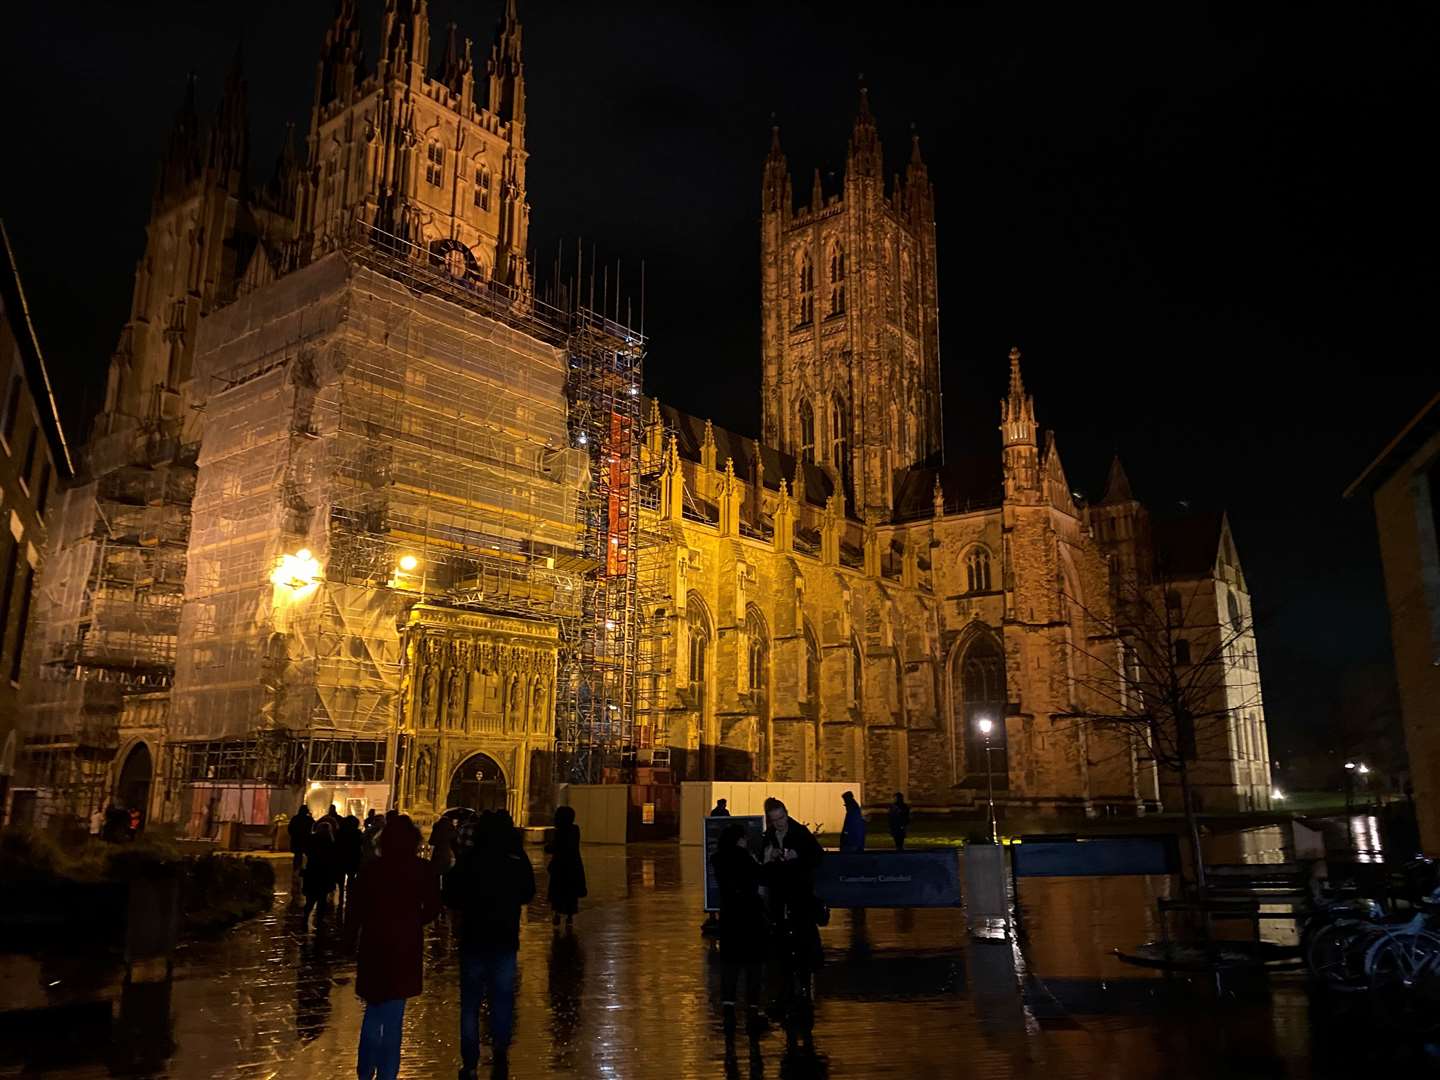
[3,2,1434,763]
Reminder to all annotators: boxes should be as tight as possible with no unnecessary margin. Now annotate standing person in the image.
[711,797,730,817]
[429,814,458,879]
[288,805,314,887]
[444,811,536,1077]
[711,821,767,1054]
[303,818,340,927]
[840,791,867,853]
[347,815,441,1080]
[761,797,824,1047]
[888,792,912,851]
[545,806,587,930]
[337,815,364,910]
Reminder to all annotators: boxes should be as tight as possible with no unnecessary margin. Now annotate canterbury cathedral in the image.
[7,0,1271,833]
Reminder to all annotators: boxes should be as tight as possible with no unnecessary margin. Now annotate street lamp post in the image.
[978,717,998,844]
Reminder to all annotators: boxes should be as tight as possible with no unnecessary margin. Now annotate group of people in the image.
[287,801,586,1079]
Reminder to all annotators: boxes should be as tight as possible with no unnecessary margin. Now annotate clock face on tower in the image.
[429,238,482,283]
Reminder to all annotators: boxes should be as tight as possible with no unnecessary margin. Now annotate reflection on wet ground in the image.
[0,829,1431,1078]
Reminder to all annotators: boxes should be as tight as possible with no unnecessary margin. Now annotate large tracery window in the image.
[953,633,1008,788]
[687,594,710,687]
[965,547,992,593]
[795,253,815,326]
[798,399,816,464]
[830,395,850,493]
[473,164,491,210]
[746,606,768,697]
[426,141,445,187]
[828,243,846,316]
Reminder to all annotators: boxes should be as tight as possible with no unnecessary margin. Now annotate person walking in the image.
[839,791,867,853]
[303,818,341,927]
[337,815,364,910]
[711,821,767,1055]
[288,805,314,888]
[347,815,441,1080]
[762,797,824,1047]
[888,792,912,851]
[444,811,536,1077]
[545,806,587,930]
[710,798,730,817]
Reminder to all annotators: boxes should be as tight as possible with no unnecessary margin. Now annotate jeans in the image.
[357,997,405,1080]
[460,946,518,1067]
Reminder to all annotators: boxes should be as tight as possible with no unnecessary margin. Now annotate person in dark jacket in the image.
[429,814,458,879]
[545,806,587,930]
[443,810,536,1077]
[337,815,364,909]
[839,791,867,853]
[347,815,441,1080]
[288,805,314,887]
[762,797,824,1045]
[710,798,730,817]
[303,818,341,926]
[888,792,912,851]
[711,821,767,1052]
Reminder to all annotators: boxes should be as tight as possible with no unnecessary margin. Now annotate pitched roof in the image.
[1344,392,1440,498]
[0,220,75,480]
[655,403,837,508]
[892,456,1004,521]
[1149,509,1225,579]
[1099,454,1134,504]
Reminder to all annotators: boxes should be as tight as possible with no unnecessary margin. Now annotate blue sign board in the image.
[815,851,962,908]
[1010,836,1179,878]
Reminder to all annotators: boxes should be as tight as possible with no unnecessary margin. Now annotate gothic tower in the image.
[297,0,531,291]
[760,85,941,517]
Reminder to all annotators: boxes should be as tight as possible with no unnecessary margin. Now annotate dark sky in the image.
[3,1,1435,760]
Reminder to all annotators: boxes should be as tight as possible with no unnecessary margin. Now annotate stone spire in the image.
[488,0,525,127]
[810,168,824,212]
[1000,347,1040,501]
[381,0,430,81]
[440,22,475,101]
[154,75,203,210]
[1100,454,1135,505]
[316,0,364,110]
[846,77,883,180]
[762,124,791,216]
[207,46,249,184]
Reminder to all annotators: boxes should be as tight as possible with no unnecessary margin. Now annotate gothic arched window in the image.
[795,252,815,326]
[798,400,816,464]
[687,594,710,687]
[851,638,864,707]
[426,141,445,187]
[1226,589,1242,631]
[965,547,992,593]
[746,606,768,697]
[828,243,846,316]
[803,622,820,707]
[830,395,849,490]
[952,633,1007,787]
[473,164,491,211]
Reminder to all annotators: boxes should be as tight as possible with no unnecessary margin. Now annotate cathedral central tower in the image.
[760,87,941,517]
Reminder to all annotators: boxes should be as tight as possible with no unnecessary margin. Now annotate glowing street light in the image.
[1357,763,1370,776]
[977,716,998,844]
[1344,761,1357,771]
[398,554,419,572]
[1271,788,1286,802]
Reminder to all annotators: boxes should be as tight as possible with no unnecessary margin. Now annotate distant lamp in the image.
[1271,788,1285,802]
[1344,762,1357,771]
[1357,763,1371,776]
[399,554,419,572]
[272,549,323,592]
[977,717,994,736]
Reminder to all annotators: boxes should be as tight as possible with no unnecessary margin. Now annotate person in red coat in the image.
[347,814,441,1080]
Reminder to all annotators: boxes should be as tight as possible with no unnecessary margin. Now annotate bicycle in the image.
[1364,906,1440,1033]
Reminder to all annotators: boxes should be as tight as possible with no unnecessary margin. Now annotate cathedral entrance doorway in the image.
[117,742,153,826]
[446,752,508,813]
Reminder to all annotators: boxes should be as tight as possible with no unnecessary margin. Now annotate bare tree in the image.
[1062,566,1265,892]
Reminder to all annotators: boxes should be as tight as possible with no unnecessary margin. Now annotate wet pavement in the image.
[0,827,1432,1078]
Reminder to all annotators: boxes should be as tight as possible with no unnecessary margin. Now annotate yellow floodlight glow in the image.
[272,549,323,593]
[399,554,419,572]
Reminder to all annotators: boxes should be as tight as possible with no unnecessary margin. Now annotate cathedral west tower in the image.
[760,87,942,518]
